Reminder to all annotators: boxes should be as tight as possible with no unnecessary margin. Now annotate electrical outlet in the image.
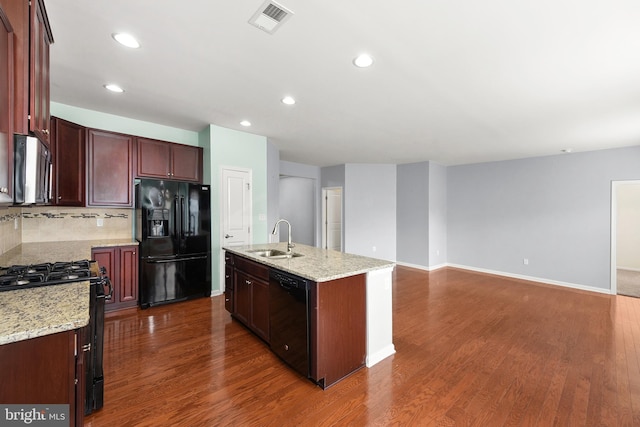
[14,218,18,230]
[523,258,529,265]
[97,218,104,227]
[372,246,377,252]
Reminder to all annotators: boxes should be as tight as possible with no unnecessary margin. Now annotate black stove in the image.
[0,260,101,292]
[0,258,111,415]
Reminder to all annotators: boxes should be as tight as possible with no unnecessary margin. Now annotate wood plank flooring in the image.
[85,266,640,426]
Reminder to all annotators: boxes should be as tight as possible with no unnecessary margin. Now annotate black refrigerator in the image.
[136,179,211,308]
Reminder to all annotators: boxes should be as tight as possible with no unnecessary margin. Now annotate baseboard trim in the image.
[395,261,447,272]
[617,266,640,273]
[445,263,613,295]
[366,344,396,368]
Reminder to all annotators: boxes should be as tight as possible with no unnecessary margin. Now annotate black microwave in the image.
[13,134,51,205]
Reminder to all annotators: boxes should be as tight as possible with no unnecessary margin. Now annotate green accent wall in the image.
[51,102,199,146]
[203,124,269,295]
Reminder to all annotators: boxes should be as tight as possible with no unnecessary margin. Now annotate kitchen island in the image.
[224,243,396,386]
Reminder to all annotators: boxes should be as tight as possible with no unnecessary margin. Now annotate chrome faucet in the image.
[272,219,295,253]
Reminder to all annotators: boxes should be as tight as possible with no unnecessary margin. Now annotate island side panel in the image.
[309,274,366,389]
[366,267,396,367]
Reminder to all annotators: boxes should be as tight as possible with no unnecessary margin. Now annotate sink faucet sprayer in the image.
[272,219,294,253]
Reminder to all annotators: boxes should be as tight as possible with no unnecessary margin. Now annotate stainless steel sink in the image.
[247,249,303,259]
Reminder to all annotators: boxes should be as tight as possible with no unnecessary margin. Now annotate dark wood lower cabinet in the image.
[309,274,366,388]
[233,256,270,342]
[92,245,139,312]
[226,252,366,389]
[0,329,83,427]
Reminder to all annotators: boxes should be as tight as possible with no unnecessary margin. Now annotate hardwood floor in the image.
[85,266,640,426]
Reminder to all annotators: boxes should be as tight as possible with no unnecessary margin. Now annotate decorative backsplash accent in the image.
[20,212,129,219]
[0,211,21,223]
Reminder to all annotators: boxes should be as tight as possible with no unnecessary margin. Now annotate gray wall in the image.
[429,162,447,267]
[345,164,397,261]
[448,146,640,291]
[279,176,315,246]
[396,161,447,268]
[397,162,429,265]
[267,142,280,241]
[280,161,321,246]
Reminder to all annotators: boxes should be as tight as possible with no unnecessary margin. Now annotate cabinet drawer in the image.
[235,256,269,281]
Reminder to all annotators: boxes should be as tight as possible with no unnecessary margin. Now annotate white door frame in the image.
[611,179,640,295]
[220,166,252,291]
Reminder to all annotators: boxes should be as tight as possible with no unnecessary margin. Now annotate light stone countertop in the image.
[0,239,138,346]
[224,243,395,282]
[0,282,90,345]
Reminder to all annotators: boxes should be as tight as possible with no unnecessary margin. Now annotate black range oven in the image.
[0,259,111,415]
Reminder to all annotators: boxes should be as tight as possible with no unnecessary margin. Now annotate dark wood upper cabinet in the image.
[171,142,202,182]
[29,0,53,144]
[0,4,13,204]
[1,0,52,144]
[51,117,85,206]
[137,137,202,182]
[87,129,134,207]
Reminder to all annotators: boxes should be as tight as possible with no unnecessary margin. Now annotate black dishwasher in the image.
[269,269,310,378]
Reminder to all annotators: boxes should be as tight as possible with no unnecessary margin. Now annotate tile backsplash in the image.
[0,207,133,255]
[0,207,22,255]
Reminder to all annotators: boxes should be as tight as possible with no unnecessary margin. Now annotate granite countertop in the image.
[0,239,137,346]
[224,243,395,282]
[0,282,90,345]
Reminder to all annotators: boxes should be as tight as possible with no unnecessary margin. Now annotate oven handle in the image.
[99,277,113,301]
[145,255,208,264]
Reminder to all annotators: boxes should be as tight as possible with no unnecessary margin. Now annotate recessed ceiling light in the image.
[112,33,140,49]
[281,96,296,105]
[104,84,124,93]
[353,53,374,68]
[240,120,252,127]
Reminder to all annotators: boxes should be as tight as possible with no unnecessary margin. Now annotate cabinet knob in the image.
[58,196,62,200]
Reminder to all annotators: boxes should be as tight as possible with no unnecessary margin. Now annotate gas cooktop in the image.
[0,260,101,292]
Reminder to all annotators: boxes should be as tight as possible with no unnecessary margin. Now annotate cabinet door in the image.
[234,271,251,325]
[171,143,202,182]
[224,264,234,313]
[91,247,116,309]
[87,129,134,207]
[250,278,269,342]
[136,137,170,179]
[0,5,12,204]
[29,0,52,145]
[118,246,138,304]
[51,117,85,206]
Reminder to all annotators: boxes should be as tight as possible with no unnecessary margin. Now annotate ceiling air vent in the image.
[249,1,294,34]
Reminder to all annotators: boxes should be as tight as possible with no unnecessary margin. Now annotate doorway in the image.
[611,180,640,297]
[322,187,342,251]
[220,167,252,287]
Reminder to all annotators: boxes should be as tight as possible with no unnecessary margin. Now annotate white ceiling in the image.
[46,0,640,167]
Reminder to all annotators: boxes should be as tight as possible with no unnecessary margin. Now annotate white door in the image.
[221,167,252,247]
[322,187,342,251]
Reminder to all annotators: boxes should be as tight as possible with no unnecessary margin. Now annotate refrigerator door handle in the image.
[145,255,209,263]
[180,196,186,238]
[173,195,180,238]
